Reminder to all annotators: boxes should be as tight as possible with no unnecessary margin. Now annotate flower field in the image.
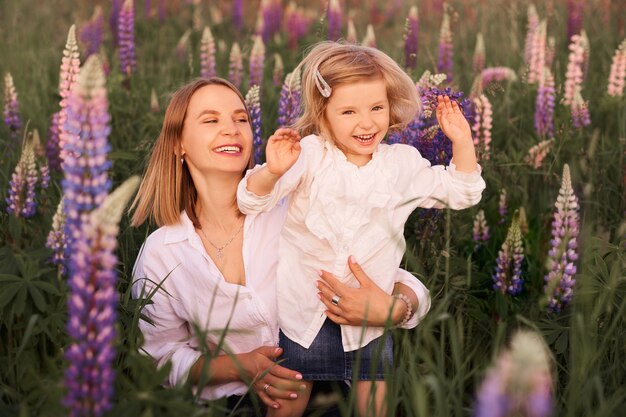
[0,0,624,416]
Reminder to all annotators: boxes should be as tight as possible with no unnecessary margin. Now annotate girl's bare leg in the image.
[356,380,387,417]
[266,382,313,417]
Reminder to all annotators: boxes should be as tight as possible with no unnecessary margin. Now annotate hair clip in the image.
[314,69,332,98]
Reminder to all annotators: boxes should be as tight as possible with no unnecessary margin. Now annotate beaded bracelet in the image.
[393,293,413,328]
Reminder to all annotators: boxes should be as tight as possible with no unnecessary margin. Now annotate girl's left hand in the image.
[316,257,402,327]
[436,95,472,144]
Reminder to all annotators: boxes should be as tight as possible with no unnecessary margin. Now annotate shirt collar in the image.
[163,211,196,244]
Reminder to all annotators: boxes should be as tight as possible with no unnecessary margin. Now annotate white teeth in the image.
[354,134,375,142]
[215,145,241,153]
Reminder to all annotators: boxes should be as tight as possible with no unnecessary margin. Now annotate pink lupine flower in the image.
[58,25,81,166]
[362,24,376,48]
[346,18,357,44]
[571,91,591,129]
[3,72,21,137]
[437,9,453,82]
[525,138,555,169]
[404,6,419,70]
[607,39,626,97]
[524,4,540,65]
[527,20,546,84]
[563,31,588,106]
[249,36,266,89]
[544,164,579,313]
[471,94,492,161]
[473,33,485,74]
[480,67,517,93]
[273,54,284,87]
[535,68,555,138]
[6,139,38,218]
[200,26,217,79]
[228,42,243,90]
[473,209,490,248]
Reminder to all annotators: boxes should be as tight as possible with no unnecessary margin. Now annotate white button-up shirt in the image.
[133,203,431,400]
[238,135,485,352]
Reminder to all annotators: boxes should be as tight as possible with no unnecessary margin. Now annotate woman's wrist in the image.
[392,293,413,327]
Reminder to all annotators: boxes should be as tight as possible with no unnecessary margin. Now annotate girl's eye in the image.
[372,106,383,111]
[342,110,354,115]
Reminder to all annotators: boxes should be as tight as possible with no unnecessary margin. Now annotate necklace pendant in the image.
[216,249,223,260]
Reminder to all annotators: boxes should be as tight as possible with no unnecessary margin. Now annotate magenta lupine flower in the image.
[249,36,266,90]
[498,189,507,225]
[473,209,490,248]
[437,10,453,82]
[199,26,217,79]
[525,138,555,169]
[524,4,540,66]
[6,140,38,218]
[3,73,21,136]
[144,0,152,18]
[47,199,68,275]
[534,68,555,138]
[245,86,263,164]
[109,0,122,44]
[232,0,243,33]
[327,0,342,41]
[473,33,485,74]
[607,39,626,97]
[362,24,376,49]
[273,54,284,87]
[346,18,357,44]
[228,42,243,90]
[481,67,517,89]
[527,20,546,84]
[118,0,136,77]
[544,164,579,313]
[564,31,588,106]
[471,94,492,161]
[567,0,584,40]
[474,330,553,417]
[492,218,524,296]
[277,70,302,128]
[571,91,591,129]
[58,25,81,167]
[47,112,63,172]
[258,0,282,43]
[285,2,312,50]
[404,6,419,70]
[64,177,139,417]
[80,6,104,58]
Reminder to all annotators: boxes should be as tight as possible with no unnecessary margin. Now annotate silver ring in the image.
[263,383,271,393]
[331,295,341,306]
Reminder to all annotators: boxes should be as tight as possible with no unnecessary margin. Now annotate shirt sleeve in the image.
[396,145,486,210]
[132,247,202,388]
[237,136,321,214]
[393,269,431,329]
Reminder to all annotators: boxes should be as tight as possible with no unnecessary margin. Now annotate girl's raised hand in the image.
[436,95,473,144]
[265,128,301,177]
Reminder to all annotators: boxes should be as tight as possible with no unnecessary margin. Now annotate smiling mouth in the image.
[353,133,376,143]
[214,145,243,153]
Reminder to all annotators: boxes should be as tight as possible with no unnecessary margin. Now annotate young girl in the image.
[237,42,485,417]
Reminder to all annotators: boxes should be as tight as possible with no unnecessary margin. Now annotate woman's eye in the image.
[203,119,217,124]
[236,118,249,123]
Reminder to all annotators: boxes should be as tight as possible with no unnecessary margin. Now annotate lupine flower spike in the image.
[47,198,68,274]
[362,25,376,49]
[6,138,38,218]
[404,6,419,70]
[471,94,492,161]
[437,8,454,82]
[277,70,302,128]
[110,0,122,44]
[47,112,63,172]
[472,33,485,74]
[232,0,243,34]
[3,73,22,137]
[64,177,140,417]
[150,88,159,113]
[546,36,556,68]
[245,86,263,165]
[31,130,50,190]
[571,90,591,129]
[57,25,81,167]
[527,20,547,84]
[567,0,584,41]
[228,42,243,90]
[80,6,104,58]
[480,67,517,91]
[544,164,579,313]
[525,138,555,169]
[498,188,507,224]
[524,4,540,66]
[118,0,136,77]
[472,209,490,248]
[285,2,312,50]
[346,18,357,44]
[327,0,342,41]
[175,30,191,65]
[273,54,284,87]
[535,67,555,138]
[249,36,266,90]
[474,330,553,417]
[200,26,217,79]
[564,31,588,106]
[492,217,524,296]
[607,39,626,97]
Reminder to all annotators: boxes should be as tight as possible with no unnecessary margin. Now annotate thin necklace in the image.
[198,220,244,260]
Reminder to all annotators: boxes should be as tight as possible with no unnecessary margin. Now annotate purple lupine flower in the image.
[175,30,191,65]
[473,209,490,248]
[47,112,63,172]
[567,0,584,40]
[524,4,540,66]
[404,6,419,70]
[3,73,21,136]
[80,6,104,58]
[58,25,81,167]
[473,33,485,74]
[527,20,546,84]
[327,0,342,41]
[144,0,152,18]
[544,165,579,313]
[200,26,217,79]
[607,38,626,97]
[228,42,243,90]
[492,218,524,296]
[64,177,139,417]
[437,10,453,82]
[6,139,38,218]
[109,0,122,44]
[259,0,282,43]
[534,68,555,138]
[118,0,136,77]
[362,24,376,48]
[245,86,263,164]
[47,199,67,275]
[285,2,312,50]
[273,53,284,87]
[61,55,112,255]
[249,36,266,90]
[571,91,591,129]
[346,18,357,44]
[525,138,555,169]
[232,0,243,33]
[158,0,166,22]
[277,70,302,128]
[474,330,553,417]
[498,189,507,224]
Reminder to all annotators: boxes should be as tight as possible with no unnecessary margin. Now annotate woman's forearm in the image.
[188,354,242,385]
[392,282,419,324]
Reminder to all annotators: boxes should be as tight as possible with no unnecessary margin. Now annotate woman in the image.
[130,78,430,413]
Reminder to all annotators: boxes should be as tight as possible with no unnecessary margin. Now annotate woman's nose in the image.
[222,120,240,136]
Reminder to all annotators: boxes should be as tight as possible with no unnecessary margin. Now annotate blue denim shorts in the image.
[278,319,393,381]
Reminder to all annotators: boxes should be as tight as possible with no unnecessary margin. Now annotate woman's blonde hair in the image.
[293,41,420,138]
[130,77,252,228]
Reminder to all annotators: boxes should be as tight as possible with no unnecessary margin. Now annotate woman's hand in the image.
[316,256,406,327]
[265,128,301,177]
[238,346,305,409]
